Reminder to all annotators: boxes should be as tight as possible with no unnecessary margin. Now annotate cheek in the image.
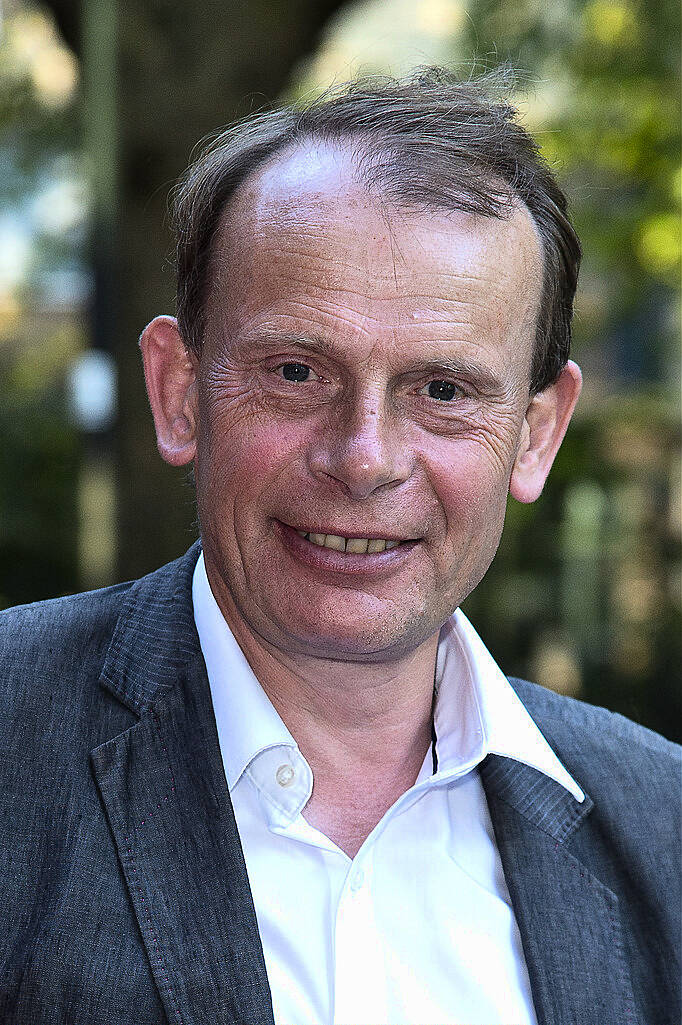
[425,437,514,542]
[196,392,315,513]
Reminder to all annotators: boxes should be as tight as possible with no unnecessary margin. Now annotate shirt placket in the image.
[333,849,382,1025]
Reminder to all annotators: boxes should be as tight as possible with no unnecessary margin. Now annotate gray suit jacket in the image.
[0,543,679,1025]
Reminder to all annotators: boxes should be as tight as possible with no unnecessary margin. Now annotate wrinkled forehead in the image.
[206,142,544,337]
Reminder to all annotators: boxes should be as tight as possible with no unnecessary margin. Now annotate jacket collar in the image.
[99,541,203,715]
[480,751,640,1025]
[480,751,592,843]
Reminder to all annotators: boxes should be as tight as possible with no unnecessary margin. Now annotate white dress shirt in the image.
[193,552,584,1025]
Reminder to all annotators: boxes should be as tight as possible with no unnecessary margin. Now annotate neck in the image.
[236,614,437,776]
[238,618,439,858]
[203,559,442,856]
[205,564,439,790]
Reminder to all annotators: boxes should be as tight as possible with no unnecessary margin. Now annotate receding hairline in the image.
[202,137,544,386]
[172,69,581,394]
[206,135,545,310]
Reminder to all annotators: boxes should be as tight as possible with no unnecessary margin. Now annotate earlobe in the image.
[510,360,582,504]
[139,315,198,467]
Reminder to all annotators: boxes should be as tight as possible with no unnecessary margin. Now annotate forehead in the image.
[207,143,543,363]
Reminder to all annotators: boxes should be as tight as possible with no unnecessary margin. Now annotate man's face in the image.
[194,146,543,661]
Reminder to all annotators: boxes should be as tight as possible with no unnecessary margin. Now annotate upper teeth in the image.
[296,531,401,553]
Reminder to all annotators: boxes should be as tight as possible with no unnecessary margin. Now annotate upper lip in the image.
[280,520,422,542]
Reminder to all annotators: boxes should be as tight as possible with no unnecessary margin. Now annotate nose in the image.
[308,390,414,500]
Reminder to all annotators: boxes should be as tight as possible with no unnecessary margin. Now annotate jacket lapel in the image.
[91,545,274,1025]
[480,755,641,1025]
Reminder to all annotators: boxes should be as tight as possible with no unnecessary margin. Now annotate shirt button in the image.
[275,764,295,787]
[350,869,364,892]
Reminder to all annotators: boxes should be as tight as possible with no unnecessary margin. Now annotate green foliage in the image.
[455,0,681,738]
[465,0,680,370]
[0,368,80,607]
[0,5,83,606]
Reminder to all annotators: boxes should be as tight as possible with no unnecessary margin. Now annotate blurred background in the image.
[0,0,679,739]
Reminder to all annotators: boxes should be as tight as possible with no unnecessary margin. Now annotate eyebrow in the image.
[402,356,504,392]
[235,331,337,358]
[240,331,505,392]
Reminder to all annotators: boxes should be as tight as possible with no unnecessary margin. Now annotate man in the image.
[0,71,679,1025]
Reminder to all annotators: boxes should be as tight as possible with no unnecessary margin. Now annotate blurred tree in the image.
[0,3,85,607]
[45,0,347,580]
[460,0,680,391]
[455,0,681,737]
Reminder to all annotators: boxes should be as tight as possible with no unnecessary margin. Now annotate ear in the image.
[139,315,198,467]
[510,360,582,504]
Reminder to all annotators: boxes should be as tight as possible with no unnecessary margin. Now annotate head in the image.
[141,69,582,663]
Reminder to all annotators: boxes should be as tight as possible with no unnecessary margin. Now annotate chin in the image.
[268,599,441,662]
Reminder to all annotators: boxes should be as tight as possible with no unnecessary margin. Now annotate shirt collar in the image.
[192,552,584,807]
[435,611,584,802]
[192,551,298,792]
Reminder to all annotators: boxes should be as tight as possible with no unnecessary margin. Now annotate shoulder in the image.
[0,545,200,794]
[0,579,134,673]
[0,542,200,671]
[511,676,679,759]
[0,544,200,718]
[0,581,137,745]
[510,677,681,807]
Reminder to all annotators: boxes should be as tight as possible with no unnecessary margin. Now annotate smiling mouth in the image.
[293,529,411,554]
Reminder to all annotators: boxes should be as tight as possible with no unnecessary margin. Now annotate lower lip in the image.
[276,521,420,576]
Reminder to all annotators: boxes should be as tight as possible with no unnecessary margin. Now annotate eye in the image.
[420,380,462,402]
[277,362,319,383]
